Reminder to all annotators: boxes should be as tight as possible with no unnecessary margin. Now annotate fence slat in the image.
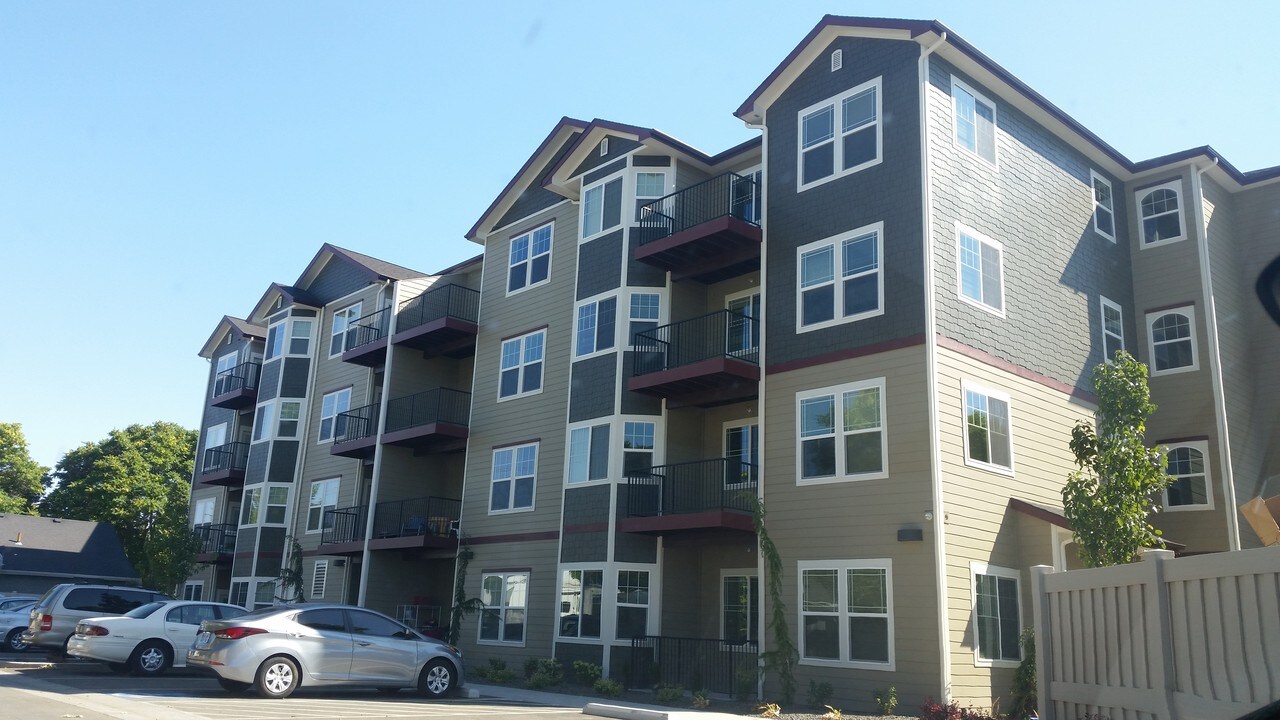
[1218,575,1246,703]
[1116,584,1134,690]
[1168,579,1192,695]
[1237,573,1269,703]
[1258,572,1280,697]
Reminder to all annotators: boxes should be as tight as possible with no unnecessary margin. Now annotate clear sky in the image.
[2,1,1276,470]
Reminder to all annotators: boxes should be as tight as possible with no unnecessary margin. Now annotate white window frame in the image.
[317,388,352,443]
[1090,170,1116,242]
[951,77,998,167]
[796,76,883,192]
[213,352,239,392]
[329,302,363,358]
[720,569,759,646]
[797,559,894,670]
[557,566,606,642]
[507,222,554,296]
[183,581,204,601]
[567,420,611,485]
[205,422,228,452]
[970,562,1023,667]
[1146,306,1199,376]
[497,329,546,401]
[1100,296,1124,363]
[574,293,618,359]
[626,290,663,350]
[241,487,262,525]
[263,485,290,526]
[251,402,275,443]
[633,170,667,202]
[306,478,339,533]
[621,419,657,478]
[581,172,624,242]
[288,318,313,356]
[795,222,885,332]
[311,560,328,598]
[961,381,1015,476]
[614,568,652,640]
[1137,180,1185,248]
[479,571,529,646]
[795,377,888,485]
[193,497,216,526]
[956,223,1006,317]
[265,321,285,361]
[1162,440,1214,512]
[723,419,759,489]
[277,400,301,439]
[490,442,538,514]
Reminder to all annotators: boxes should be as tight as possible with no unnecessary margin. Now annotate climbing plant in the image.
[446,541,484,645]
[752,498,797,704]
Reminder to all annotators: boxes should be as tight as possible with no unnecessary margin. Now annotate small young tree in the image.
[1062,351,1170,567]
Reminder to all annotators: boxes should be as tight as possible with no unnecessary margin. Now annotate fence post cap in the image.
[1140,548,1176,562]
[1030,564,1054,575]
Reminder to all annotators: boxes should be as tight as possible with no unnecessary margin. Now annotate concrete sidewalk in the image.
[465,681,746,719]
[0,668,207,720]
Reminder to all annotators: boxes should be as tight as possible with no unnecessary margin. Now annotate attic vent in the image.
[312,560,328,598]
[831,49,843,71]
[599,137,609,156]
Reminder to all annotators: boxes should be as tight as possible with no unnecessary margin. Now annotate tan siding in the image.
[456,539,560,664]
[360,554,454,619]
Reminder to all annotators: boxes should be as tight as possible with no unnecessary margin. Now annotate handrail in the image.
[372,496,461,540]
[321,505,367,545]
[344,307,391,351]
[212,361,261,397]
[396,284,480,333]
[624,458,758,517]
[636,171,760,246]
[201,442,250,474]
[334,403,379,444]
[632,310,759,376]
[385,388,471,433]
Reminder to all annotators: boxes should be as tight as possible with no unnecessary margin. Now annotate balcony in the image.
[210,362,260,409]
[381,388,470,453]
[318,504,368,555]
[369,496,460,552]
[627,636,758,697]
[330,403,379,459]
[633,172,761,283]
[193,523,236,561]
[340,307,391,367]
[619,459,757,536]
[392,284,480,358]
[200,442,249,487]
[628,311,760,408]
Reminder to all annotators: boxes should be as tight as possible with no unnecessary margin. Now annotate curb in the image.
[464,682,745,719]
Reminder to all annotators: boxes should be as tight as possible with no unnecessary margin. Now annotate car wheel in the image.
[106,662,130,674]
[217,678,251,693]
[4,629,28,653]
[417,659,455,698]
[130,640,172,677]
[255,655,300,699]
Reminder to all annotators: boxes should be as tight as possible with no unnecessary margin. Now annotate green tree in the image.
[40,422,201,592]
[1062,351,1170,567]
[0,423,48,513]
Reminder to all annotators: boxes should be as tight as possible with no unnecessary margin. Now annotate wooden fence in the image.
[1031,547,1280,720]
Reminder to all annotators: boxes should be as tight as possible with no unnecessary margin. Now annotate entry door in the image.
[726,293,761,355]
[724,423,758,488]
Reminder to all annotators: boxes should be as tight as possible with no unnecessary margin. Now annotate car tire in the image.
[106,662,130,674]
[417,659,455,699]
[217,678,251,693]
[4,628,28,653]
[130,640,172,677]
[255,655,300,699]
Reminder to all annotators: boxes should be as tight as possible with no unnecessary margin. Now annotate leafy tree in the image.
[0,423,47,514]
[1062,351,1170,567]
[40,422,201,592]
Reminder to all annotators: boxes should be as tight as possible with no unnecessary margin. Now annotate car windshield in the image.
[124,602,167,619]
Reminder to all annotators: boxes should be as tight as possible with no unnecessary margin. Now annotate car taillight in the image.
[78,624,109,637]
[213,627,267,640]
[39,614,52,631]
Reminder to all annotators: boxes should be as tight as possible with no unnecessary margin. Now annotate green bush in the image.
[523,657,540,679]
[533,658,563,684]
[806,680,834,708]
[527,671,555,690]
[656,684,684,704]
[473,658,515,683]
[873,686,897,716]
[594,677,623,698]
[572,660,602,685]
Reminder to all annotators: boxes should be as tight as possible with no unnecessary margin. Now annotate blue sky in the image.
[2,1,1276,470]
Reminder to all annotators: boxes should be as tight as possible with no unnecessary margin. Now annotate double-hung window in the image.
[797,223,883,330]
[490,443,537,513]
[264,486,289,524]
[622,421,655,476]
[193,497,216,526]
[797,77,881,190]
[582,176,623,239]
[1147,307,1197,375]
[799,559,893,668]
[480,572,529,644]
[289,320,312,355]
[251,403,275,443]
[797,378,887,484]
[1138,181,1184,247]
[559,569,603,639]
[241,488,262,525]
[575,296,617,357]
[628,292,660,347]
[1100,297,1124,362]
[616,570,650,639]
[306,478,338,533]
[330,303,362,357]
[952,78,997,165]
[499,329,545,399]
[318,388,352,442]
[957,225,1004,315]
[213,352,238,395]
[971,563,1021,665]
[963,383,1013,473]
[568,422,610,484]
[265,322,285,361]
[508,223,553,294]
[1163,442,1211,510]
[1090,171,1115,241]
[722,572,759,645]
[277,401,301,438]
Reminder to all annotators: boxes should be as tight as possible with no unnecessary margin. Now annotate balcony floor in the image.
[199,468,246,487]
[618,511,756,537]
[627,357,759,408]
[341,337,388,367]
[634,216,761,283]
[316,540,365,556]
[382,422,469,454]
[391,318,478,358]
[210,387,257,410]
[330,434,377,459]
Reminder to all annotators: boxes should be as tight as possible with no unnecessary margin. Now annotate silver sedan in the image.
[186,603,463,699]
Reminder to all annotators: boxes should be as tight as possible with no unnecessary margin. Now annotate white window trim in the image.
[1137,180,1186,249]
[251,401,275,444]
[276,400,302,439]
[262,485,291,527]
[317,387,353,443]
[193,497,217,527]
[633,169,669,203]
[1162,440,1214,512]
[795,222,885,333]
[478,571,530,646]
[580,171,625,243]
[1146,306,1200,376]
[556,564,606,644]
[1090,170,1116,242]
[183,581,204,601]
[305,478,339,534]
[723,419,759,490]
[489,442,539,515]
[620,417,659,480]
[1100,296,1124,363]
[961,381,1016,476]
[287,318,314,357]
[311,560,328,598]
[566,419,613,486]
[719,568,759,647]
[328,302,363,359]
[950,76,998,168]
[955,223,1006,318]
[796,76,884,192]
[969,562,1023,668]
[797,559,895,671]
[264,320,285,361]
[496,329,547,402]
[573,292,619,360]
[795,377,889,485]
[506,221,554,297]
[625,289,666,351]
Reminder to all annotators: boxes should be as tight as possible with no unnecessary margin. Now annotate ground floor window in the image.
[183,581,203,601]
[615,570,650,639]
[559,569,603,639]
[971,563,1021,665]
[722,572,759,645]
[798,559,893,669]
[480,572,528,644]
[229,581,249,608]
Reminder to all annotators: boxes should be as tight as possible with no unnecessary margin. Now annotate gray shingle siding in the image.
[245,443,269,485]
[308,258,370,305]
[626,234,666,287]
[613,529,656,563]
[495,136,579,230]
[620,354,662,416]
[568,355,617,422]
[233,529,256,575]
[255,527,286,577]
[573,138,640,179]
[258,359,281,402]
[764,37,925,368]
[268,440,299,483]
[562,485,610,563]
[279,357,310,398]
[633,155,671,168]
[577,231,624,299]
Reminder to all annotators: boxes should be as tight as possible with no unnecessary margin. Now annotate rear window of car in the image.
[216,605,247,620]
[125,602,167,619]
[63,588,157,614]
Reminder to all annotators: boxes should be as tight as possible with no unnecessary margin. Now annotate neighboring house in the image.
[180,15,1279,713]
[0,514,139,594]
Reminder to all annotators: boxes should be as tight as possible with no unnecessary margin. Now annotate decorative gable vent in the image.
[600,137,609,156]
[831,49,843,72]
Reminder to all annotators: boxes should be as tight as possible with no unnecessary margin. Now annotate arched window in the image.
[1147,308,1197,374]
[1165,444,1210,509]
[1139,182,1183,245]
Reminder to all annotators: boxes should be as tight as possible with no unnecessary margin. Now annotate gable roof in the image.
[199,315,266,360]
[294,243,426,289]
[1008,498,1187,553]
[247,282,323,325]
[0,514,139,583]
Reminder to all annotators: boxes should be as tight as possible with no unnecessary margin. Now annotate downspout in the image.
[743,115,768,703]
[1190,159,1241,550]
[357,279,395,606]
[918,31,952,703]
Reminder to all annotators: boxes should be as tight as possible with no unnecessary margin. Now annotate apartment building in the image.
[184,15,1279,712]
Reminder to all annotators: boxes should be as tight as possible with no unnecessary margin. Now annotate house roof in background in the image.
[0,514,139,583]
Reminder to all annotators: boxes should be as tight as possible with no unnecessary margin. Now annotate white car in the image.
[1,602,36,652]
[67,600,246,676]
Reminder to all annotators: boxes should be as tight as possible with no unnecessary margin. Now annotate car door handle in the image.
[356,641,371,647]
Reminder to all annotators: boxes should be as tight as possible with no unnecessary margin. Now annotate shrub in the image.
[474,658,514,683]
[757,702,782,719]
[593,677,623,698]
[691,689,710,709]
[806,680,834,708]
[1009,629,1037,719]
[735,663,758,702]
[821,706,843,720]
[919,699,1001,720]
[572,660,602,686]
[524,657,540,679]
[528,658,563,685]
[873,686,897,716]
[656,684,684,704]
[527,671,554,690]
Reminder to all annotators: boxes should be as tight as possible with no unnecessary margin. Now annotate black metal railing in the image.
[385,388,471,433]
[201,442,250,475]
[396,284,480,333]
[212,361,261,397]
[334,403,379,444]
[372,496,461,540]
[632,310,759,376]
[637,172,759,246]
[625,459,758,518]
[193,523,237,554]
[344,307,391,352]
[321,505,367,545]
[628,636,758,696]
